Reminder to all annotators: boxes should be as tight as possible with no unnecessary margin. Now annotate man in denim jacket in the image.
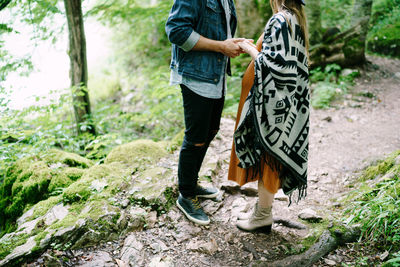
[166,0,245,225]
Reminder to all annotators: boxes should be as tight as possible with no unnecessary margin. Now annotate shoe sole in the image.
[196,190,219,199]
[176,200,210,226]
[236,224,272,233]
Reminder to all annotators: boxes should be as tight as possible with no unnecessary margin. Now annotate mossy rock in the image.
[367,19,400,58]
[105,139,167,168]
[0,232,30,260]
[62,162,130,204]
[361,150,400,181]
[129,166,177,212]
[41,149,93,169]
[0,150,92,234]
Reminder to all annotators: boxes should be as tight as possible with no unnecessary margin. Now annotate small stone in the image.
[121,234,144,265]
[298,208,323,222]
[341,68,358,77]
[324,258,336,266]
[186,239,218,255]
[379,251,389,261]
[150,242,161,253]
[394,72,400,80]
[121,199,130,209]
[146,211,158,228]
[116,259,129,267]
[274,190,288,202]
[79,251,114,267]
[148,256,174,267]
[322,116,332,122]
[202,199,224,215]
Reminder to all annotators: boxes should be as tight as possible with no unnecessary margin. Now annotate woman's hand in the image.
[238,40,259,60]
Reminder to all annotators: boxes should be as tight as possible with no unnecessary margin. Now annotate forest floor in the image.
[27,55,400,267]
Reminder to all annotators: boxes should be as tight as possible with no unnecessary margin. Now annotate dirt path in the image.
[28,56,400,267]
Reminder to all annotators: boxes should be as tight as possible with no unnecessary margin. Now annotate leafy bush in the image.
[320,0,353,30]
[368,4,400,58]
[309,64,358,109]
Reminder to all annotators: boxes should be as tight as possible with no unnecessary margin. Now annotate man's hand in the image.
[192,36,253,58]
[219,38,246,58]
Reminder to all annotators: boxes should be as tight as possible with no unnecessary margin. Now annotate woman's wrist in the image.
[250,49,259,60]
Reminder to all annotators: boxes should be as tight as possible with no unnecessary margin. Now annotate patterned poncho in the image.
[234,11,309,201]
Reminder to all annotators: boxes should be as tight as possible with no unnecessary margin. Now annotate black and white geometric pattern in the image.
[234,11,309,199]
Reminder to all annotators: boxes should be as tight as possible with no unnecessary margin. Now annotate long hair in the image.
[270,0,309,54]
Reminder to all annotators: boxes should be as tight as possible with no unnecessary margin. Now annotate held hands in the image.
[237,39,259,60]
[220,38,253,58]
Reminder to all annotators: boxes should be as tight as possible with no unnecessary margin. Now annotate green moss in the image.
[49,202,85,230]
[47,167,87,193]
[41,149,93,169]
[368,4,400,58]
[105,139,167,168]
[62,162,129,204]
[166,129,185,152]
[300,219,331,250]
[64,168,85,181]
[129,167,176,213]
[0,149,92,233]
[29,196,62,221]
[34,231,48,244]
[361,151,400,181]
[343,37,365,58]
[49,200,118,231]
[0,233,29,259]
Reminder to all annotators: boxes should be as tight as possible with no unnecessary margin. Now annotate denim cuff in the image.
[180,30,200,52]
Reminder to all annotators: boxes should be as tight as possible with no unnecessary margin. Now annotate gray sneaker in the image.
[194,185,219,199]
[176,194,210,225]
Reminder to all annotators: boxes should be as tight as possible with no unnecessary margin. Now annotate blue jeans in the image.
[178,85,224,198]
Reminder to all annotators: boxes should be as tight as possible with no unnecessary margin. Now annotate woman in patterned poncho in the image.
[229,0,309,232]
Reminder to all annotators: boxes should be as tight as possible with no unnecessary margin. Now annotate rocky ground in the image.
[25,55,400,267]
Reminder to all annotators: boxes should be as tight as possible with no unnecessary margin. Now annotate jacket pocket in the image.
[204,0,223,39]
[206,0,223,13]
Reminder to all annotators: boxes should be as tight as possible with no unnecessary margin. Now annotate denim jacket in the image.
[165,0,237,84]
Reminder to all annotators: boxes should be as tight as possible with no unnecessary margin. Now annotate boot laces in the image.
[191,197,202,210]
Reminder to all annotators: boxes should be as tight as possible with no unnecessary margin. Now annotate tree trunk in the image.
[305,0,322,45]
[350,0,373,61]
[235,0,271,40]
[0,0,12,11]
[309,0,373,68]
[63,0,95,135]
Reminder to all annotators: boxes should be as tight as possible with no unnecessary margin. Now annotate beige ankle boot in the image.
[236,202,273,233]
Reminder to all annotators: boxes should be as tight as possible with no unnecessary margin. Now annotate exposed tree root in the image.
[252,226,360,267]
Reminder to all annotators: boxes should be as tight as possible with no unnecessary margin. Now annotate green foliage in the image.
[384,251,400,267]
[368,3,400,58]
[6,0,64,42]
[310,64,359,109]
[319,0,352,30]
[344,151,400,264]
